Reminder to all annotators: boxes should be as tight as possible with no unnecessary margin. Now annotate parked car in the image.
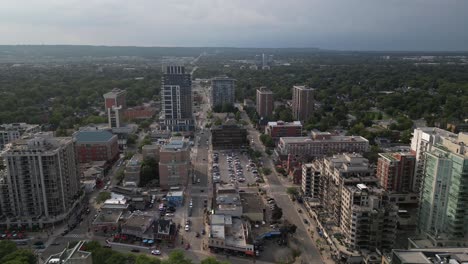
[185,225,190,231]
[151,249,161,255]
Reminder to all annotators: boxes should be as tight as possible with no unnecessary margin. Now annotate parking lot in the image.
[211,150,260,187]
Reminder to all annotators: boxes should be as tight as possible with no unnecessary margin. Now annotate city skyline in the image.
[1,0,468,51]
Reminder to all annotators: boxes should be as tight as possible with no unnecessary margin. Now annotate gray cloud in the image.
[0,0,467,50]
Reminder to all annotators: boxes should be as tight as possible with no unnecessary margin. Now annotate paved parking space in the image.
[212,150,260,186]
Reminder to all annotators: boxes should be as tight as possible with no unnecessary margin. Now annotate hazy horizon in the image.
[2,0,468,51]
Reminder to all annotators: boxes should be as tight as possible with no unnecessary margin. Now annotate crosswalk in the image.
[64,234,86,238]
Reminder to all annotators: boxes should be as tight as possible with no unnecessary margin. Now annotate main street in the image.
[239,109,325,264]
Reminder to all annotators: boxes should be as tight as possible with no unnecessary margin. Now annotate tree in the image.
[162,250,193,264]
[272,206,283,220]
[138,135,152,150]
[235,111,241,121]
[140,157,159,187]
[139,120,152,131]
[259,134,275,148]
[127,134,138,145]
[286,187,299,197]
[0,249,36,264]
[136,255,161,264]
[96,192,111,203]
[262,168,272,175]
[201,257,230,264]
[0,241,17,260]
[214,117,222,126]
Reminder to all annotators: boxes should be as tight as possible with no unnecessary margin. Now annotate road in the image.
[239,109,324,264]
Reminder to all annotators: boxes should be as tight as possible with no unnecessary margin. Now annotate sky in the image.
[1,0,467,51]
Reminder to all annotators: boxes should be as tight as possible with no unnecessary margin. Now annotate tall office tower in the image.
[0,133,81,228]
[256,87,274,119]
[103,88,127,128]
[417,133,468,241]
[160,66,194,131]
[292,85,314,122]
[376,152,416,193]
[211,77,236,109]
[410,127,457,194]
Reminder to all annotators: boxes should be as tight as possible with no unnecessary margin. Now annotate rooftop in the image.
[124,211,156,229]
[103,88,126,98]
[240,193,265,214]
[267,121,302,127]
[74,130,115,143]
[293,85,314,91]
[163,137,188,151]
[280,135,368,144]
[2,133,73,153]
[93,210,122,224]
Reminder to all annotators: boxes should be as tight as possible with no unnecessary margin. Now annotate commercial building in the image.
[211,77,236,109]
[377,152,416,193]
[239,192,265,222]
[0,123,40,150]
[123,154,142,187]
[215,184,242,217]
[340,184,398,252]
[103,88,126,128]
[418,137,468,243]
[275,131,369,161]
[0,133,81,228]
[211,118,248,150]
[45,241,92,264]
[121,211,155,239]
[265,121,302,141]
[159,137,190,189]
[208,214,255,256]
[153,219,177,246]
[292,85,314,122]
[74,130,119,164]
[256,87,274,119]
[160,66,194,131]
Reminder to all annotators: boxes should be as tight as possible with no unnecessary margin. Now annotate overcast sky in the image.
[1,0,467,51]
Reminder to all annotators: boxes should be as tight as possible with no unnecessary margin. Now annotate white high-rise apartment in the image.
[0,133,81,228]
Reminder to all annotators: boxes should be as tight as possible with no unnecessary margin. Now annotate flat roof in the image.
[124,212,155,228]
[394,251,432,264]
[281,135,368,144]
[267,121,302,127]
[240,193,264,214]
[75,130,115,143]
[94,210,122,224]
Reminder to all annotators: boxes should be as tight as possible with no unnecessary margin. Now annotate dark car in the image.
[303,219,309,225]
[104,245,112,248]
[201,229,206,235]
[196,232,200,238]
[131,249,140,253]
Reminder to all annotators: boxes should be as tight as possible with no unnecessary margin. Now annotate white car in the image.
[151,250,161,255]
[185,225,190,231]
